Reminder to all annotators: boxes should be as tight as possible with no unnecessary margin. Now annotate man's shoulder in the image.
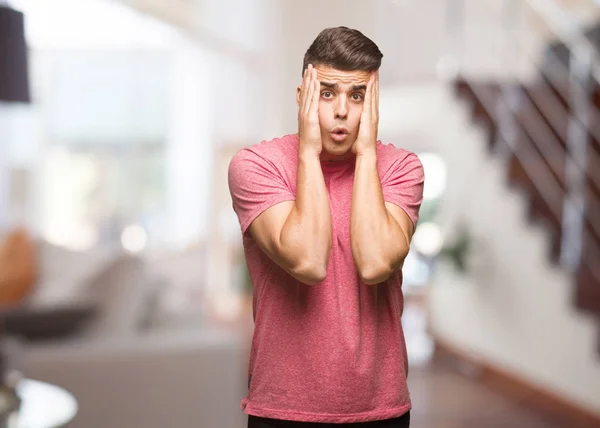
[242,134,299,159]
[376,141,418,164]
[229,134,299,172]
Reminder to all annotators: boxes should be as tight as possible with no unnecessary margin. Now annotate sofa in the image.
[12,240,248,428]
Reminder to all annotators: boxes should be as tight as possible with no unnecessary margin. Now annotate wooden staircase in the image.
[452,49,600,353]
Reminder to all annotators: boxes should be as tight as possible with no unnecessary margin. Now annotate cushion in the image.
[0,228,38,308]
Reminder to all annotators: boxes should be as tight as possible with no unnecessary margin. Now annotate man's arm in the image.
[350,149,414,285]
[350,71,418,285]
[249,151,331,285]
[248,64,332,285]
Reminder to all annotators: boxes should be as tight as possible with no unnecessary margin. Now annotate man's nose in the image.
[335,97,348,119]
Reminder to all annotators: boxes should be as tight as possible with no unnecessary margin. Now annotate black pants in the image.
[248,411,410,427]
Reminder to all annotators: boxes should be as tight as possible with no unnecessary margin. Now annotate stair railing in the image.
[444,0,600,282]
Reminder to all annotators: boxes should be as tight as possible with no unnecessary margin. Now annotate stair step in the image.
[454,79,502,151]
[514,95,566,190]
[522,84,568,148]
[524,84,600,202]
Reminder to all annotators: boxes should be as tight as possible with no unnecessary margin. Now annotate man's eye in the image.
[321,91,332,98]
[352,93,364,101]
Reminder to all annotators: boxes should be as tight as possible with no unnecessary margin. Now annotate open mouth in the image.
[330,129,349,142]
[331,126,349,141]
[332,127,348,135]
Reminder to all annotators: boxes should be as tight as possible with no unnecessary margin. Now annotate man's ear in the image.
[296,86,301,107]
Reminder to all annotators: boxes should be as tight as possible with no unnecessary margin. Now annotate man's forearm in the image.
[280,149,332,283]
[350,149,410,284]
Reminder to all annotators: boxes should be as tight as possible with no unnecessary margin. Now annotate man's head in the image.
[296,26,383,160]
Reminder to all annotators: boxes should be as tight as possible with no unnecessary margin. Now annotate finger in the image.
[362,73,373,118]
[304,67,315,116]
[370,72,377,117]
[310,70,320,115]
[301,64,313,109]
[300,64,311,109]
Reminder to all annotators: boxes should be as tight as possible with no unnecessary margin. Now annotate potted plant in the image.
[436,222,473,274]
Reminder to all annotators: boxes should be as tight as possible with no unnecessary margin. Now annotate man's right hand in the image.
[241,64,331,286]
[297,64,322,156]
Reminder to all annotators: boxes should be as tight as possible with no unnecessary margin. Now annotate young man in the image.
[228,27,424,427]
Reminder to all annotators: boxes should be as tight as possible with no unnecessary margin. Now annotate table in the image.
[10,379,78,428]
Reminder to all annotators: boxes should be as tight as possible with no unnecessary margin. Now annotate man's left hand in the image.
[352,70,379,156]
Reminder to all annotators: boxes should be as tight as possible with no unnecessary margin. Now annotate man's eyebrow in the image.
[320,81,337,89]
[319,82,367,91]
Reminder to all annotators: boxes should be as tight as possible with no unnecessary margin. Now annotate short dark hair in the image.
[302,26,383,76]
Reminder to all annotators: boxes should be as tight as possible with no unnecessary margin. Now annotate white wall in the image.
[165,38,215,248]
[0,103,40,231]
[423,83,600,417]
[0,105,9,230]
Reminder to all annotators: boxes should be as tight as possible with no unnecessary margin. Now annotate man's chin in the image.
[324,142,351,153]
[322,139,355,160]
[327,134,354,147]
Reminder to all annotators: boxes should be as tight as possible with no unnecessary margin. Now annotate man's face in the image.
[296,65,371,161]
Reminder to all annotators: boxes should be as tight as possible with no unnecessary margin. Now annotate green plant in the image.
[437,224,471,273]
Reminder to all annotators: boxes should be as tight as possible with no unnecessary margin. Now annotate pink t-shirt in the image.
[228,133,424,424]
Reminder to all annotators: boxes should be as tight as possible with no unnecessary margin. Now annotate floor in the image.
[407,363,565,428]
[402,296,566,428]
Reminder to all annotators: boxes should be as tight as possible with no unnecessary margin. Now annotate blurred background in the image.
[0,0,600,427]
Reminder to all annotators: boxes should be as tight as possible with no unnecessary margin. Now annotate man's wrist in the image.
[355,145,377,161]
[298,146,322,161]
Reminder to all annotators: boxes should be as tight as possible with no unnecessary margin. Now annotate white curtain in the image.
[0,102,38,232]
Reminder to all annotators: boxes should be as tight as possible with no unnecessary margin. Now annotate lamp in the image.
[0,3,30,103]
[0,3,31,230]
[0,6,32,403]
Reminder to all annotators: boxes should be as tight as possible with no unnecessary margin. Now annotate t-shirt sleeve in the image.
[381,152,425,228]
[228,148,296,235]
